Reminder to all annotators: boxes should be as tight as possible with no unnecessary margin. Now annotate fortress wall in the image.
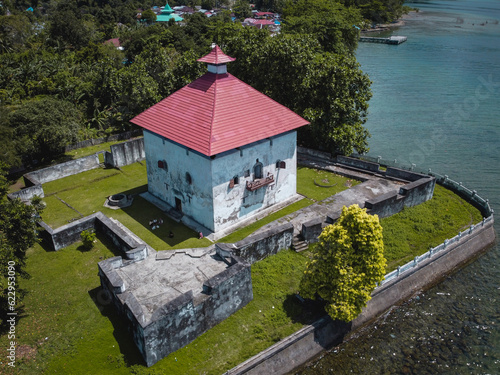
[224,216,496,375]
[106,138,145,168]
[24,154,100,185]
[99,254,253,367]
[216,223,294,264]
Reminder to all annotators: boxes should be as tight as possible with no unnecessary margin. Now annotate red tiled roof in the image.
[131,72,309,156]
[197,45,236,65]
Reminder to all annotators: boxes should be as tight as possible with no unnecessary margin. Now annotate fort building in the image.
[131,45,309,235]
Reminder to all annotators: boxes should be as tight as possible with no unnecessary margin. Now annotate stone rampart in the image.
[98,253,253,367]
[224,216,496,375]
[7,184,44,201]
[104,138,145,168]
[25,154,100,185]
[216,223,294,264]
[40,212,148,261]
[64,130,142,152]
[336,155,380,173]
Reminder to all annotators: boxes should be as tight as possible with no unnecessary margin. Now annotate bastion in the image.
[98,246,252,367]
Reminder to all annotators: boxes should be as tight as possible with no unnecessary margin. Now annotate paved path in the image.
[254,177,402,236]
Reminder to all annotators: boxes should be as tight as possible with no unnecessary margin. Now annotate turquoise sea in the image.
[293,0,500,373]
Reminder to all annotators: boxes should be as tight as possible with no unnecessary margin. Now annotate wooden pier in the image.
[359,36,407,45]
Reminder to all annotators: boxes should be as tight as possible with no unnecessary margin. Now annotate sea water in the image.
[292,0,500,373]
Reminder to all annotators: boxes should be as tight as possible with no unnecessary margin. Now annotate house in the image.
[131,45,309,236]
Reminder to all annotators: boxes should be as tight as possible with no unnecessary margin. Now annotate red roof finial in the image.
[197,45,236,65]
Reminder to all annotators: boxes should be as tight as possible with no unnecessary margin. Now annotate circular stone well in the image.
[108,194,127,207]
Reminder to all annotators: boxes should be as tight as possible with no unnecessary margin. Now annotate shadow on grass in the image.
[88,286,146,368]
[283,294,326,325]
[117,195,206,250]
[283,294,352,350]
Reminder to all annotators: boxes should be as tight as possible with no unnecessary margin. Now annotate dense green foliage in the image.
[0,163,43,326]
[300,204,386,322]
[0,0,382,167]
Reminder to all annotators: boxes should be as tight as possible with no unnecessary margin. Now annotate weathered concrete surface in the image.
[105,138,145,168]
[24,154,100,185]
[216,223,294,264]
[224,316,349,375]
[254,178,402,236]
[99,249,253,367]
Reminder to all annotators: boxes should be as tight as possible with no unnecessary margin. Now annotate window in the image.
[253,159,263,179]
[229,176,239,188]
[244,169,250,178]
[158,160,168,171]
[186,172,192,185]
[276,160,286,169]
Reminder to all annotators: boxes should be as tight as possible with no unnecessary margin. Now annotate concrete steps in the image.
[292,235,309,252]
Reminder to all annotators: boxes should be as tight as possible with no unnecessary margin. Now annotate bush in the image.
[80,230,96,250]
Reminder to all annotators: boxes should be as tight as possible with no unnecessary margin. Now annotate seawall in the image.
[224,217,496,375]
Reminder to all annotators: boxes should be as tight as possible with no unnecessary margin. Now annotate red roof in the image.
[131,72,309,156]
[197,45,236,65]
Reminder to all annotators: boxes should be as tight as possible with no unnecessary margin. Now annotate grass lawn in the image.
[0,159,484,374]
[381,184,483,271]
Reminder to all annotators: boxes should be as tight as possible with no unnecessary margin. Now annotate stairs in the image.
[167,208,183,223]
[292,235,309,252]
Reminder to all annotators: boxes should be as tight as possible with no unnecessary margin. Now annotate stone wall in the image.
[104,138,145,168]
[64,130,142,152]
[7,184,44,201]
[216,223,294,264]
[364,176,436,219]
[301,175,436,242]
[336,155,380,173]
[99,254,253,367]
[39,212,148,261]
[224,216,496,375]
[24,154,100,186]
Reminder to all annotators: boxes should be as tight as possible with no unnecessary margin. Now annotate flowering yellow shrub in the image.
[299,204,386,322]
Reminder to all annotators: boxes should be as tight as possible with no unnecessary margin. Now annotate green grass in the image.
[0,245,319,375]
[41,162,211,249]
[297,166,359,202]
[64,140,130,160]
[0,161,485,374]
[381,184,483,271]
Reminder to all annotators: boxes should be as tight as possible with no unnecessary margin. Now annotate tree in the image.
[233,0,252,20]
[299,204,386,322]
[9,98,83,165]
[0,163,43,326]
[222,30,372,155]
[141,9,157,25]
[282,0,363,55]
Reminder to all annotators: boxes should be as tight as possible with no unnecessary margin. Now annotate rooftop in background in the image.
[131,46,309,156]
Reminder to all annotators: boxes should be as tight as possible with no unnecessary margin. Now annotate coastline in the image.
[361,11,418,33]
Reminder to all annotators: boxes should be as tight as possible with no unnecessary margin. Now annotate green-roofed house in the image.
[156,3,183,22]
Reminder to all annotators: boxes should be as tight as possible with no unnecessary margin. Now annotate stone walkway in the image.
[254,177,402,236]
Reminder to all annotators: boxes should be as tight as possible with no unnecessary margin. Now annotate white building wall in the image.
[144,130,297,233]
[143,130,215,230]
[211,131,297,232]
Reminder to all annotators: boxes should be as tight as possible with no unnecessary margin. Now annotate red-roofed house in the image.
[131,45,309,235]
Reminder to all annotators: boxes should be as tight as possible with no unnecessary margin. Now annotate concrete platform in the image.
[114,245,227,321]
